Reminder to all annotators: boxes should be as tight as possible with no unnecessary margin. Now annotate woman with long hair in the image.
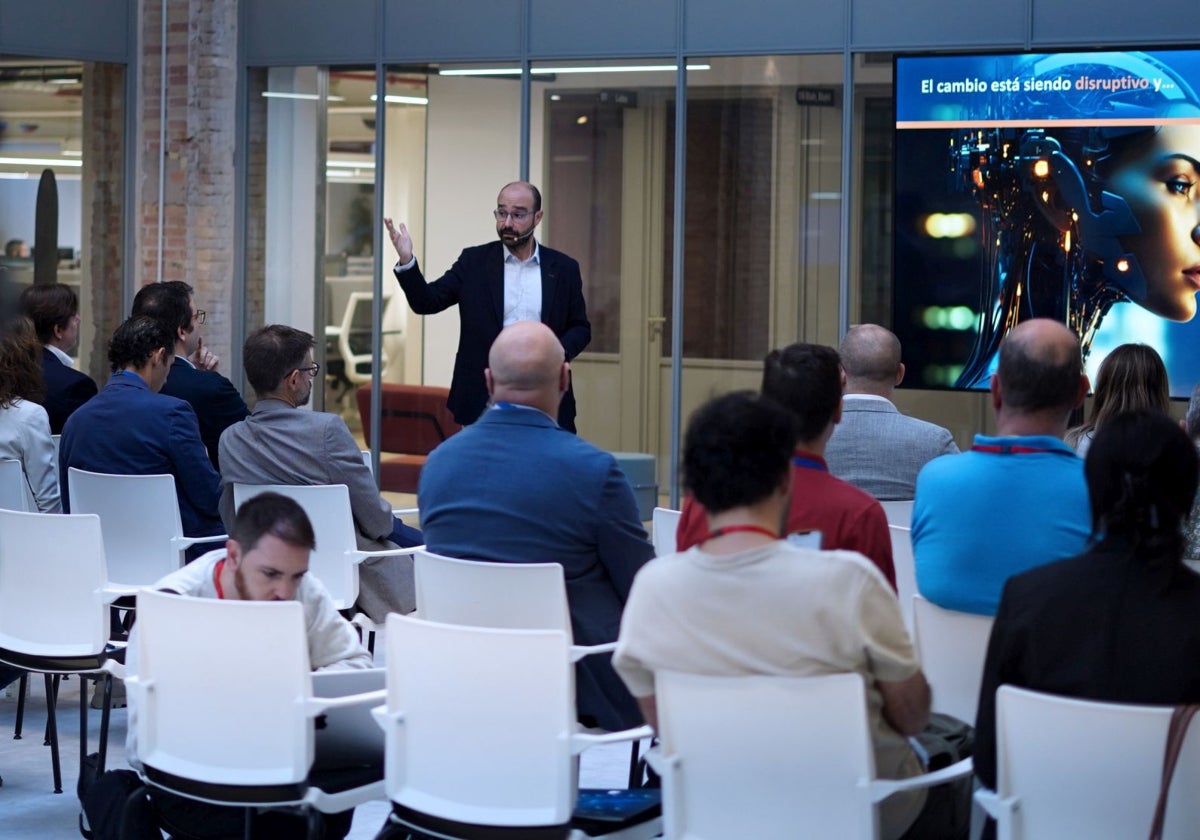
[1065,343,1170,456]
[974,409,1200,791]
[0,312,60,512]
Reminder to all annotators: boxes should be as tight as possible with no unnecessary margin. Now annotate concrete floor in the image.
[0,672,638,839]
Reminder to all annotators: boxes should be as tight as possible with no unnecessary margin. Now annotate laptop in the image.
[311,668,387,769]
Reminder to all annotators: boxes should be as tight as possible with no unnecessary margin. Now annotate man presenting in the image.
[385,181,591,431]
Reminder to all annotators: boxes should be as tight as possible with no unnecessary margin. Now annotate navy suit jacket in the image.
[395,240,591,430]
[418,404,653,730]
[159,357,249,469]
[39,347,98,434]
[60,371,224,538]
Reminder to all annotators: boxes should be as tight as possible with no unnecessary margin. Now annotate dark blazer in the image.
[159,357,249,469]
[39,347,98,434]
[394,240,591,430]
[418,404,654,730]
[974,543,1200,790]
[60,371,224,539]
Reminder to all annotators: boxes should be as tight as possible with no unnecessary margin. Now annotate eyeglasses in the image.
[293,363,321,377]
[493,209,533,222]
[193,310,206,325]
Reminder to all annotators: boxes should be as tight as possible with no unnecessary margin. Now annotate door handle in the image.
[647,316,666,342]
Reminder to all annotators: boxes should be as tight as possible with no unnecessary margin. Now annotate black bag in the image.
[902,713,974,840]
[79,758,159,840]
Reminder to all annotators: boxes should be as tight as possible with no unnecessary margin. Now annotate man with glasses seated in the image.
[384,180,591,432]
[218,324,423,620]
[132,280,248,470]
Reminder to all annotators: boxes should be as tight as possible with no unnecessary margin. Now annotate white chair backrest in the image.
[339,291,387,385]
[378,613,576,826]
[133,589,314,786]
[880,500,914,528]
[0,509,110,657]
[0,458,29,511]
[414,550,572,635]
[652,506,681,557]
[233,483,361,610]
[68,468,189,589]
[993,686,1200,839]
[889,525,916,632]
[911,594,993,725]
[654,670,876,839]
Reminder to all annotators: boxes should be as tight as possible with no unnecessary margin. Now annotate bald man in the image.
[825,324,959,500]
[417,322,654,731]
[912,318,1091,615]
[386,181,591,431]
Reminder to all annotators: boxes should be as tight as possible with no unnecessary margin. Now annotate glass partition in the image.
[0,57,126,385]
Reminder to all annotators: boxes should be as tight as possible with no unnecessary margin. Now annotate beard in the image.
[499,224,535,248]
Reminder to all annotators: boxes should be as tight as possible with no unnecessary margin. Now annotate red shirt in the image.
[676,450,896,590]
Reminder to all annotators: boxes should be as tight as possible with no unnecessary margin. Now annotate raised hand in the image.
[384,217,414,264]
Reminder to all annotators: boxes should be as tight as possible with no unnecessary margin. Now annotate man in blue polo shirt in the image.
[912,318,1091,615]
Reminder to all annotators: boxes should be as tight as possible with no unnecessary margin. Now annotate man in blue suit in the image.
[418,321,654,731]
[19,283,98,433]
[60,315,223,541]
[131,280,248,469]
[385,181,591,431]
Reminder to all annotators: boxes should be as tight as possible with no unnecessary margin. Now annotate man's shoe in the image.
[90,678,126,710]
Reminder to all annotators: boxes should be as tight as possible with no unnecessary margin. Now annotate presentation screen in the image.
[893,49,1200,396]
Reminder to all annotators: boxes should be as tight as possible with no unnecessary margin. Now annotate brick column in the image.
[137,0,238,364]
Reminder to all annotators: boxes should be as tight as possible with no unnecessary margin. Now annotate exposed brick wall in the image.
[82,62,127,384]
[136,0,238,365]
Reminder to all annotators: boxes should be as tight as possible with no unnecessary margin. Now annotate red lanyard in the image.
[704,524,779,541]
[213,558,227,599]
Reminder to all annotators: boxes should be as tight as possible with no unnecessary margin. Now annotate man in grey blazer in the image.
[825,324,959,500]
[218,324,422,619]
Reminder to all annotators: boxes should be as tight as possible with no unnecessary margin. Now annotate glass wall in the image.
[0,57,126,385]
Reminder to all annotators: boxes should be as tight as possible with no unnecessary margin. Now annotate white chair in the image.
[234,482,421,612]
[413,550,614,661]
[890,525,916,632]
[647,670,971,839]
[880,500,914,528]
[0,509,123,793]
[651,506,680,557]
[129,589,385,833]
[338,290,386,387]
[373,613,658,839]
[413,550,646,786]
[0,458,28,511]
[68,468,227,593]
[911,594,994,725]
[976,686,1200,839]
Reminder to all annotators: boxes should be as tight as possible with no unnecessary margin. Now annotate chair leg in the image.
[626,740,642,789]
[96,675,113,775]
[304,806,322,840]
[45,673,62,793]
[13,672,27,739]
[244,807,253,840]
[44,674,61,745]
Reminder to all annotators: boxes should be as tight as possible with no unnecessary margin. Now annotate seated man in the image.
[19,282,98,433]
[131,280,248,469]
[912,318,1090,615]
[418,321,654,731]
[219,324,421,619]
[615,392,938,840]
[676,342,896,589]
[825,324,959,500]
[118,492,373,840]
[60,315,223,541]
